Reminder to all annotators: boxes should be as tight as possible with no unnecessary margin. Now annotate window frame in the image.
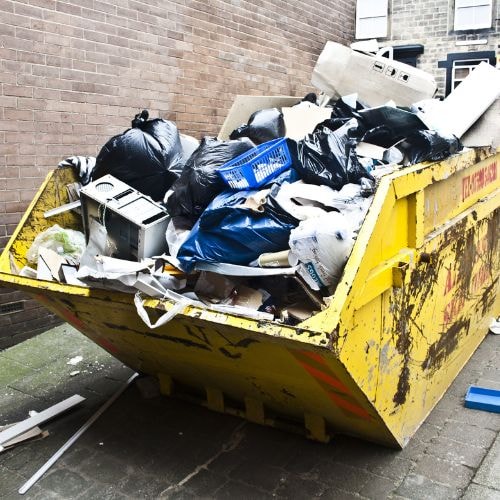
[438,51,496,96]
[454,0,493,31]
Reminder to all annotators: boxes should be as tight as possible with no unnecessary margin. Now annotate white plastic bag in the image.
[165,216,192,258]
[275,180,372,230]
[288,212,356,291]
[26,224,86,264]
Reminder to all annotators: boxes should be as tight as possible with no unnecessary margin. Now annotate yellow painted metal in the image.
[0,148,498,448]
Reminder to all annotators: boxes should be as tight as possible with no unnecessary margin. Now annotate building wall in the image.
[386,0,499,95]
[0,0,355,348]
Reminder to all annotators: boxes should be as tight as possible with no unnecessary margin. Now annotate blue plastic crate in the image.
[218,138,291,190]
[464,386,500,413]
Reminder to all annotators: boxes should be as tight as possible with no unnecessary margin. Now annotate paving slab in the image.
[0,326,497,499]
[472,432,500,491]
[462,483,500,500]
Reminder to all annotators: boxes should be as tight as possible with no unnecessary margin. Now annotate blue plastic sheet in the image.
[177,171,299,272]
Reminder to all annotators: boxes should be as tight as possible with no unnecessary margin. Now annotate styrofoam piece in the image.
[420,62,500,138]
[311,41,437,107]
[465,386,500,413]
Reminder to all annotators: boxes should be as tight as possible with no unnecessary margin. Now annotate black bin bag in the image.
[92,110,183,201]
[166,137,255,223]
[294,118,373,190]
[403,130,462,165]
[229,108,285,145]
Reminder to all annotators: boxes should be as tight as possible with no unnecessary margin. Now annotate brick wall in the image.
[386,0,499,95]
[0,0,355,348]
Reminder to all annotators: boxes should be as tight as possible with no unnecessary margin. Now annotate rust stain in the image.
[391,250,441,406]
[393,365,410,406]
[479,279,498,317]
[421,318,470,371]
[103,321,212,350]
[477,210,499,316]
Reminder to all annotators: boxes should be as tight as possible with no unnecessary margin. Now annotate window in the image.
[355,0,389,39]
[454,0,493,30]
[451,58,491,89]
[391,45,425,68]
[438,51,496,95]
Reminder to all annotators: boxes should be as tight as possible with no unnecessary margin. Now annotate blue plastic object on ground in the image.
[218,138,291,190]
[464,386,500,413]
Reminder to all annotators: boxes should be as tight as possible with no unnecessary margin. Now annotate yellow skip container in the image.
[0,147,498,448]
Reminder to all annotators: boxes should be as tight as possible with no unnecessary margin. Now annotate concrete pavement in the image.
[0,324,499,499]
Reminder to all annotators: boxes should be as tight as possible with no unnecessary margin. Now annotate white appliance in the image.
[80,175,169,261]
[311,41,437,107]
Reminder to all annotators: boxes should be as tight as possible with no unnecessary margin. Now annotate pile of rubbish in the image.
[22,41,500,326]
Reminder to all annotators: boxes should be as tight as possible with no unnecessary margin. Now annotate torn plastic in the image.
[165,216,193,258]
[92,110,183,202]
[331,94,365,120]
[58,156,96,186]
[77,255,185,296]
[135,288,274,330]
[356,142,404,165]
[301,93,318,104]
[179,134,200,163]
[293,118,373,190]
[229,108,285,145]
[75,220,185,294]
[357,105,428,148]
[275,180,372,230]
[165,137,255,222]
[26,225,86,265]
[176,185,299,272]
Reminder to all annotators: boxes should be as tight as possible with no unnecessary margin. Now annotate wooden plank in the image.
[0,425,45,452]
[0,395,84,447]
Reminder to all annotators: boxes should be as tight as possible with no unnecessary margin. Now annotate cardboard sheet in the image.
[218,95,298,141]
[461,97,500,148]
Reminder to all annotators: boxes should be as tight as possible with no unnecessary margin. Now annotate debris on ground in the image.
[67,356,83,366]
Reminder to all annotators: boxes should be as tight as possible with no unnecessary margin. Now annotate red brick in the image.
[7,155,37,166]
[0,0,14,12]
[2,166,20,178]
[0,144,20,155]
[33,88,61,100]
[18,51,46,65]
[0,95,18,108]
